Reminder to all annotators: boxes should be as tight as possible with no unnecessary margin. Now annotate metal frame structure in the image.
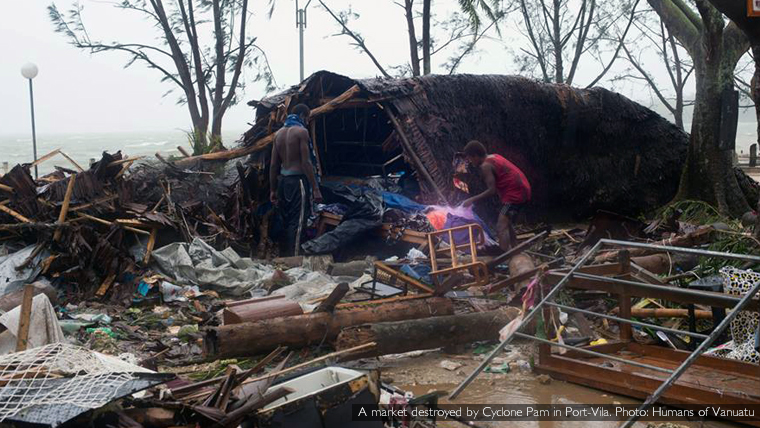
[451,239,760,428]
[428,224,488,288]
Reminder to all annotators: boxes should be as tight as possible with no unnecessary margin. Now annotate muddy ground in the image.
[365,341,738,428]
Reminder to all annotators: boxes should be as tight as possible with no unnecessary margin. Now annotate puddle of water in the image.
[397,375,740,428]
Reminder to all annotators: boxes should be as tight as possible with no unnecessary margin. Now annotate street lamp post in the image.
[296,0,313,81]
[21,63,39,179]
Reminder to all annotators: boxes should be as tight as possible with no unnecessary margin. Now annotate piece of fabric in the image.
[0,294,64,355]
[704,267,759,364]
[382,192,426,213]
[302,183,384,254]
[484,154,531,204]
[152,238,275,296]
[426,210,447,230]
[277,175,311,256]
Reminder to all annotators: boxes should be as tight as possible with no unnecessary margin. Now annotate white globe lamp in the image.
[21,63,39,80]
[21,63,39,178]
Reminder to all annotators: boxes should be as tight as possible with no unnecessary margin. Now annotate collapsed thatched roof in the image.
[244,71,688,220]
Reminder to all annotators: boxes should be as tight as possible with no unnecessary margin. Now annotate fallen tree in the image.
[243,70,690,221]
[335,307,520,358]
[204,297,454,358]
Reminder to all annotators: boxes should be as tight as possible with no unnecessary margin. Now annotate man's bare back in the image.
[269,115,322,204]
[274,126,309,174]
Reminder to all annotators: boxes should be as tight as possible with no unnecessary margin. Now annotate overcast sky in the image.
[0,0,751,140]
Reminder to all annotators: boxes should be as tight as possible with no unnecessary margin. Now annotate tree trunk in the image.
[204,297,454,358]
[422,0,431,75]
[405,0,421,77]
[675,40,749,216]
[335,307,520,358]
[753,45,760,156]
[552,0,563,83]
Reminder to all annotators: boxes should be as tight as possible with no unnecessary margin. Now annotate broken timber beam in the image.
[204,297,454,358]
[487,230,548,270]
[0,204,31,223]
[335,307,520,358]
[309,85,361,118]
[314,282,350,313]
[53,174,76,241]
[15,284,35,352]
[384,106,447,204]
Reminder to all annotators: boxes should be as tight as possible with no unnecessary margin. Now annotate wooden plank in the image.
[0,204,31,223]
[77,213,151,235]
[374,261,434,293]
[29,149,61,168]
[313,283,349,313]
[53,174,77,241]
[0,183,14,194]
[15,284,35,352]
[70,195,118,212]
[534,358,760,427]
[335,293,432,309]
[95,273,117,297]
[108,156,145,167]
[238,342,376,387]
[143,228,157,265]
[384,106,447,204]
[58,151,85,172]
[626,342,760,376]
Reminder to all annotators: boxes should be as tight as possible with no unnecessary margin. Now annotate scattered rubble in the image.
[0,89,759,427]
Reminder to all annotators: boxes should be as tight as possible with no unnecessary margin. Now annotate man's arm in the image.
[463,163,497,207]
[269,132,281,203]
[299,129,323,202]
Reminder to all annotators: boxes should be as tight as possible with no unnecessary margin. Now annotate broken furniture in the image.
[453,239,760,428]
[256,367,381,428]
[428,224,488,289]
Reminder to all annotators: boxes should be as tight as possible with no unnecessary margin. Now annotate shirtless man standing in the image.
[270,104,323,256]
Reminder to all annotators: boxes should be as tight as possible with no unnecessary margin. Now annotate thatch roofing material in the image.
[245,71,688,219]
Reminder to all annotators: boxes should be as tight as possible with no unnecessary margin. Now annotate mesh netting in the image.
[0,343,154,422]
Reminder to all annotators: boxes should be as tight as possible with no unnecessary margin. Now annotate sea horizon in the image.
[0,122,757,175]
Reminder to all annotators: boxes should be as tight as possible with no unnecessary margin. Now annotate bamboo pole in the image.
[0,205,31,223]
[54,174,76,241]
[383,106,447,204]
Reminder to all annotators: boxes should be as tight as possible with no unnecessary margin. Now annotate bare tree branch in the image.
[319,0,391,78]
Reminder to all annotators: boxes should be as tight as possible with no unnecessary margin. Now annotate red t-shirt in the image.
[485,154,531,204]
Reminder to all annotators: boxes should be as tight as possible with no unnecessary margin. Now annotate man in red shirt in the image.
[461,140,531,251]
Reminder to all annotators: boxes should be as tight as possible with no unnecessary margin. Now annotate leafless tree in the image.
[646,0,750,215]
[514,0,639,87]
[613,12,694,129]
[49,0,276,152]
[318,0,506,77]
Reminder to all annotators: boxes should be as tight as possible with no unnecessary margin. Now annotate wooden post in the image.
[15,284,35,352]
[383,106,447,204]
[54,174,76,241]
[143,228,157,265]
[177,146,191,158]
[751,144,757,167]
[618,250,633,341]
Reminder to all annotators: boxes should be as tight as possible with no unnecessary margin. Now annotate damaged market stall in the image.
[242,70,692,223]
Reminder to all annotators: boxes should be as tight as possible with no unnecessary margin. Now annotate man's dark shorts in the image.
[499,202,523,219]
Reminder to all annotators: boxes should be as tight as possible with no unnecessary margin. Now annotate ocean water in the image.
[0,130,246,175]
[0,123,756,175]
